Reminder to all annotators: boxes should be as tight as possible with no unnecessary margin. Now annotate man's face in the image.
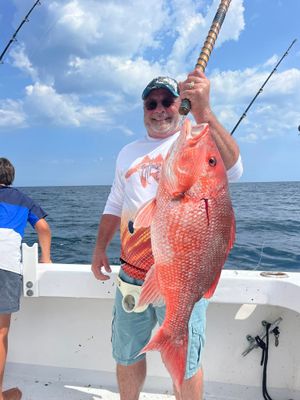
[143,89,181,139]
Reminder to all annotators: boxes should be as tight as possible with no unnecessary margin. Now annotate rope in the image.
[255,323,278,400]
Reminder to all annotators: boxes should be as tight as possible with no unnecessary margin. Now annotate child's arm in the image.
[34,219,52,263]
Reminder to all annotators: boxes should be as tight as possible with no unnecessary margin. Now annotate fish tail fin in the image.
[140,327,188,391]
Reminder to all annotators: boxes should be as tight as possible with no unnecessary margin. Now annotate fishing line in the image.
[0,0,42,64]
[232,40,298,271]
[1,1,62,72]
[179,115,187,128]
[230,39,297,136]
[26,14,61,62]
[254,239,266,271]
[252,188,299,271]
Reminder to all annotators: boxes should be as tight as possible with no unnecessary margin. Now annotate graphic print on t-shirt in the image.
[109,133,179,280]
[121,153,166,279]
[125,154,164,188]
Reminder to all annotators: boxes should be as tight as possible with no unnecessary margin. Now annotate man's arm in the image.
[199,111,240,170]
[91,214,120,281]
[34,218,52,263]
[179,69,240,170]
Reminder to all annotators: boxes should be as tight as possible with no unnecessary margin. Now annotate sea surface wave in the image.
[22,181,300,272]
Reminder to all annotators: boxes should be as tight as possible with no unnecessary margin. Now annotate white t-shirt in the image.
[104,129,243,279]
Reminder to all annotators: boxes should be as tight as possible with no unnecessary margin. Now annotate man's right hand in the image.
[91,214,120,281]
[91,249,112,280]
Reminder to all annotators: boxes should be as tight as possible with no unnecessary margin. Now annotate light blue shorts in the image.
[111,268,208,379]
[0,269,23,314]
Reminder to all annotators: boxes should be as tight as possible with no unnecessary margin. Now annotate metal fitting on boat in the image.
[242,317,282,357]
[260,271,289,278]
[26,281,34,296]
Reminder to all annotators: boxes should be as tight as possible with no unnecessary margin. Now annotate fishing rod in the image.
[179,0,232,116]
[0,0,41,64]
[230,38,297,136]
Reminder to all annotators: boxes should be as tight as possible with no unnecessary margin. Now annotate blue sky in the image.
[1,0,299,186]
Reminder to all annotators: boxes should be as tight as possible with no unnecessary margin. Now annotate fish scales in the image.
[134,119,235,389]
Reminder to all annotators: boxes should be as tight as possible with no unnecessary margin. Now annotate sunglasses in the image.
[144,97,176,111]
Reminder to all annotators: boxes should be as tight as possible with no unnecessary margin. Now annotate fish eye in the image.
[208,157,217,167]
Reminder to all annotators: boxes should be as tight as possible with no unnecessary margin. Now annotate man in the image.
[0,158,52,400]
[91,69,243,400]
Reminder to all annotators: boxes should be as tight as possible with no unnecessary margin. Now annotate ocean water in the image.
[22,182,300,272]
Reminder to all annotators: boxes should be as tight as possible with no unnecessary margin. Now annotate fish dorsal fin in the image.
[227,214,236,253]
[204,216,236,299]
[134,198,157,228]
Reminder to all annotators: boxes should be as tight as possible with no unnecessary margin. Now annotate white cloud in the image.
[0,100,27,129]
[47,0,168,55]
[117,126,135,137]
[6,0,299,142]
[211,67,300,141]
[165,0,245,75]
[263,55,279,68]
[24,83,110,127]
[64,55,163,97]
[9,43,38,81]
[212,0,245,45]
[9,0,245,95]
[239,133,258,143]
[19,0,169,77]
[211,67,300,104]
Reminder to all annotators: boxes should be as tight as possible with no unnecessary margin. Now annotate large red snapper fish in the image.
[134,119,236,389]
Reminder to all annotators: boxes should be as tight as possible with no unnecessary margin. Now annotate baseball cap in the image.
[142,76,179,100]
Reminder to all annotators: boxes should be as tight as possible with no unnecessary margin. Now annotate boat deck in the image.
[5,376,174,400]
[5,366,300,400]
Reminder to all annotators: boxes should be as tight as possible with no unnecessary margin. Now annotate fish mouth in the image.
[186,123,209,141]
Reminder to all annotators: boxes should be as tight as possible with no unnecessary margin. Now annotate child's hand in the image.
[39,256,52,263]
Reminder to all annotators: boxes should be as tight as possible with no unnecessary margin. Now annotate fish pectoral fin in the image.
[138,265,164,307]
[203,269,222,299]
[134,198,157,228]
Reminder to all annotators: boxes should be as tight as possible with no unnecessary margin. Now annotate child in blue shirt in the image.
[0,157,52,400]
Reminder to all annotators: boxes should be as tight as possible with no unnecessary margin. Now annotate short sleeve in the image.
[103,158,125,217]
[27,201,48,227]
[226,155,243,182]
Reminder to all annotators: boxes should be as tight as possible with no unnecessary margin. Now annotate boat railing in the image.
[21,243,300,314]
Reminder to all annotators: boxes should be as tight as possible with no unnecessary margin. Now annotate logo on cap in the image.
[142,77,179,100]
